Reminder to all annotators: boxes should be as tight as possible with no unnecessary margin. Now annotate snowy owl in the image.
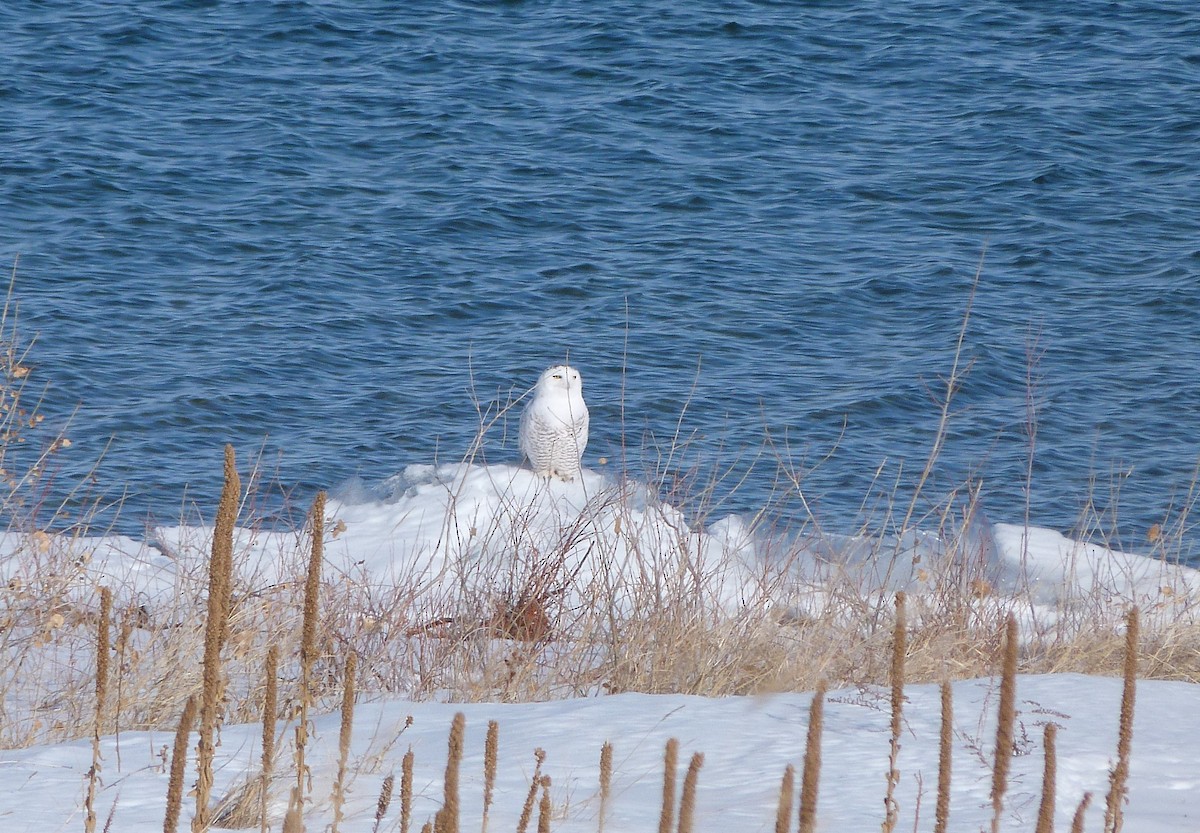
[519,364,589,481]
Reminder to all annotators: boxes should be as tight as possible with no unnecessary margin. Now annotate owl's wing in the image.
[575,409,589,454]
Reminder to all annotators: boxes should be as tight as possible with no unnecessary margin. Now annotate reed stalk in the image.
[434,712,465,833]
[1070,793,1093,833]
[282,797,304,833]
[1104,606,1139,833]
[677,752,704,833]
[85,586,112,833]
[933,682,952,833]
[261,645,278,833]
[373,773,395,833]
[990,615,1018,833]
[536,777,552,833]
[293,489,326,816]
[331,652,358,833]
[516,749,547,833]
[774,765,795,833]
[1035,723,1058,833]
[882,591,906,833]
[164,696,198,833]
[599,742,613,833]
[482,719,498,833]
[401,750,414,833]
[657,738,679,833]
[193,445,240,833]
[798,682,826,833]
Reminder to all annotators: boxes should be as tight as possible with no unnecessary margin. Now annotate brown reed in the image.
[677,752,704,833]
[1070,792,1093,833]
[798,682,826,833]
[482,719,499,833]
[774,765,795,833]
[261,644,278,833]
[598,741,613,833]
[331,652,358,833]
[883,591,906,833]
[657,738,680,833]
[933,682,952,833]
[516,749,547,833]
[373,773,395,833]
[990,614,1018,833]
[293,489,326,813]
[164,695,198,833]
[193,444,240,833]
[1035,723,1058,833]
[1104,606,1139,833]
[401,749,415,833]
[281,796,304,833]
[96,586,112,716]
[536,777,552,833]
[85,586,112,833]
[434,712,465,833]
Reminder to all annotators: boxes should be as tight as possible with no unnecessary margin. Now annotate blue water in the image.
[3,2,1199,554]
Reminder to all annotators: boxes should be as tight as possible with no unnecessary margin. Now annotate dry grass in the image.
[0,445,1169,832]
[1103,606,1139,833]
[774,764,795,833]
[797,681,825,833]
[193,443,240,832]
[990,615,1019,833]
[934,682,952,833]
[3,365,1198,752]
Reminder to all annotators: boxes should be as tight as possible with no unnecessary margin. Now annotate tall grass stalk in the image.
[933,682,952,833]
[516,749,547,833]
[85,586,112,833]
[1070,793,1093,833]
[798,682,826,833]
[1036,722,1058,833]
[536,778,552,833]
[331,652,358,833]
[261,645,279,833]
[401,749,414,833]
[373,773,395,833]
[657,738,680,833]
[482,720,498,833]
[990,615,1019,833]
[193,445,240,832]
[293,489,327,815]
[164,696,198,833]
[883,247,985,605]
[771,763,795,833]
[1104,606,1139,833]
[434,712,465,833]
[598,742,613,833]
[882,591,906,833]
[677,752,704,833]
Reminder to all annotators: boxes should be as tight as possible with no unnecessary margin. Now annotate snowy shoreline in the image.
[2,462,1199,830]
[2,674,1197,831]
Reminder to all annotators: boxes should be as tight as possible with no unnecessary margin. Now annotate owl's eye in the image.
[552,374,562,379]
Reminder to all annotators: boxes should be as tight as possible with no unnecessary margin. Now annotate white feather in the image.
[519,364,589,481]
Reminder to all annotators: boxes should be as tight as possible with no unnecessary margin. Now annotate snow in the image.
[2,462,1199,830]
[1,675,1198,831]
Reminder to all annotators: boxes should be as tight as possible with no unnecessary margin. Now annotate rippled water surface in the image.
[3,2,1199,552]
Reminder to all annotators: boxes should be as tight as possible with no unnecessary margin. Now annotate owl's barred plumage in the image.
[519,364,589,481]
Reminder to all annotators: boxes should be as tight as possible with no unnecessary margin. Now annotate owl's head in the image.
[537,364,583,395]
